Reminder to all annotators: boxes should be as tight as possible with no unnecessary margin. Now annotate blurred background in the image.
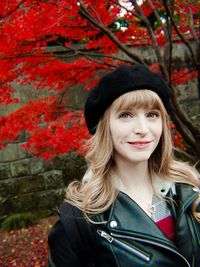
[0,0,199,266]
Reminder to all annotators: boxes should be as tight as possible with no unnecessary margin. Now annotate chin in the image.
[127,152,152,163]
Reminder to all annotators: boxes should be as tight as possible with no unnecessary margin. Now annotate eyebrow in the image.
[115,107,160,112]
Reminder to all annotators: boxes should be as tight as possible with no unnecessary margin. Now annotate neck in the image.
[114,160,154,215]
[115,160,151,189]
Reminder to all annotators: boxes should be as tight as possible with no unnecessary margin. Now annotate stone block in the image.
[36,189,65,210]
[37,170,64,190]
[52,152,87,186]
[3,188,65,216]
[0,163,11,180]
[29,157,46,175]
[0,179,18,198]
[0,144,19,162]
[0,198,12,220]
[8,193,40,213]
[17,176,45,194]
[10,159,29,177]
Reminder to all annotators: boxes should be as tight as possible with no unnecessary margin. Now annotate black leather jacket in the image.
[48,183,200,267]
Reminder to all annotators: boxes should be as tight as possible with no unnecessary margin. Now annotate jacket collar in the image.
[104,191,176,247]
[95,182,199,248]
[83,170,176,197]
[114,173,176,197]
[84,169,199,215]
[83,169,200,205]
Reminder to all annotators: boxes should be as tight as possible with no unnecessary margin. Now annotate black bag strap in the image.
[58,202,96,266]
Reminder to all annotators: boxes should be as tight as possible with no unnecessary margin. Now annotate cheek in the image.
[154,122,163,139]
[110,123,129,142]
[110,119,121,139]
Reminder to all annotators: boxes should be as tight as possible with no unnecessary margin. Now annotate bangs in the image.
[111,89,165,112]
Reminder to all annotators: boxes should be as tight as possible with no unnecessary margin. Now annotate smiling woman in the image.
[109,90,163,166]
[48,64,200,267]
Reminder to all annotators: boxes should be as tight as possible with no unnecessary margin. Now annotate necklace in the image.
[129,192,155,215]
[146,196,166,215]
[120,185,166,217]
[115,173,162,216]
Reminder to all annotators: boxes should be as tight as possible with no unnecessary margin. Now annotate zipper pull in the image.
[97,229,113,243]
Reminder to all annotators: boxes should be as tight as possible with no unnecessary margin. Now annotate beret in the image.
[84,64,170,134]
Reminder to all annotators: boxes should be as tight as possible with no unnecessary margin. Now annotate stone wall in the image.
[0,140,86,221]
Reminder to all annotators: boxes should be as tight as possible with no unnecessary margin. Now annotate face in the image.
[109,107,163,165]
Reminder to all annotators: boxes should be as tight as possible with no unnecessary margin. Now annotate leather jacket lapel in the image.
[106,192,176,247]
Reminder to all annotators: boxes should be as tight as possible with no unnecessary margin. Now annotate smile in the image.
[127,141,152,148]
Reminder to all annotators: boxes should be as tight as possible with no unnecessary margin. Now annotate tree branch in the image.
[169,83,200,137]
[78,1,145,64]
[169,105,196,148]
[173,146,196,162]
[162,0,197,66]
[112,0,143,21]
[1,0,26,19]
[61,45,135,64]
[147,0,174,77]
[131,0,170,82]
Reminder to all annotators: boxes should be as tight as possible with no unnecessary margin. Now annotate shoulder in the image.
[55,202,96,244]
[48,202,97,266]
[48,202,84,244]
[58,201,85,221]
[174,183,200,209]
[57,201,94,237]
[175,182,200,195]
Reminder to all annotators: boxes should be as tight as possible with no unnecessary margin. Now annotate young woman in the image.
[48,64,200,267]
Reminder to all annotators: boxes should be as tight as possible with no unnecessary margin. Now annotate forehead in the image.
[110,90,162,112]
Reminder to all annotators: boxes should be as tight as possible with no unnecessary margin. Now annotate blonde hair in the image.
[66,90,200,222]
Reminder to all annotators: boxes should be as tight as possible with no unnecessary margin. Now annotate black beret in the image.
[84,64,170,134]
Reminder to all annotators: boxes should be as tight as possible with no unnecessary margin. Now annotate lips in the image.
[127,141,152,149]
[128,141,151,144]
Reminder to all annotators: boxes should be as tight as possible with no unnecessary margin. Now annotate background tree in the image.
[0,0,199,161]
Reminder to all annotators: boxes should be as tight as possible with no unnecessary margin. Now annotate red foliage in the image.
[0,216,57,267]
[171,69,198,85]
[170,123,185,151]
[0,0,198,158]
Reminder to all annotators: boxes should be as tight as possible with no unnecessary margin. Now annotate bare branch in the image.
[78,1,145,64]
[173,146,196,162]
[169,84,200,137]
[169,105,196,149]
[187,4,198,43]
[62,45,135,64]
[131,0,170,82]
[162,0,197,66]
[112,0,143,20]
[147,0,168,37]
[147,0,174,77]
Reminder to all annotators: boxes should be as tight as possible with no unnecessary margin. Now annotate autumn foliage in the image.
[0,0,199,160]
[0,215,57,267]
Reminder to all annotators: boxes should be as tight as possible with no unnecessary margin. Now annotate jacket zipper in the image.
[111,232,191,267]
[97,229,151,263]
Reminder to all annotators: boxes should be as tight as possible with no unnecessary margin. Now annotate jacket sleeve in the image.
[48,202,96,267]
[48,219,81,267]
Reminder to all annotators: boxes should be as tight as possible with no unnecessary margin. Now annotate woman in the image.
[48,64,200,267]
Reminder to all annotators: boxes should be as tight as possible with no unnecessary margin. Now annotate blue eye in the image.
[119,112,132,119]
[147,111,160,118]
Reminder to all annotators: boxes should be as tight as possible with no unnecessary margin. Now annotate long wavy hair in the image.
[66,90,200,222]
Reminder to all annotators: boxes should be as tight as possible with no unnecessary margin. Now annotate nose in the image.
[132,116,149,136]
